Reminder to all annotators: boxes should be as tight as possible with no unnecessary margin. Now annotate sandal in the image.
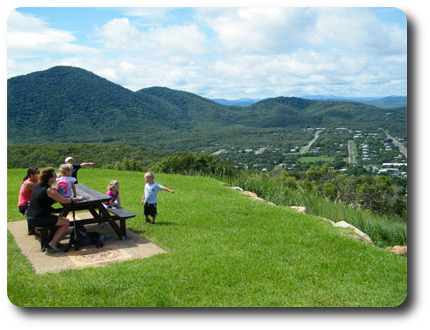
[46,243,61,252]
[45,247,61,253]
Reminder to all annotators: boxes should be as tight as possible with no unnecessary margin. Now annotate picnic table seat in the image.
[106,208,136,240]
[107,208,135,219]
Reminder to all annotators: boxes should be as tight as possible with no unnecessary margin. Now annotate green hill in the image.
[7,66,406,150]
[365,96,407,108]
[7,66,181,144]
[7,168,407,307]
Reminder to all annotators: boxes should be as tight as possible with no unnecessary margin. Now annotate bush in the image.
[152,151,235,176]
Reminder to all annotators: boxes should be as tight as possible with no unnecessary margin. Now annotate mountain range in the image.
[211,98,261,106]
[213,95,407,108]
[7,66,407,151]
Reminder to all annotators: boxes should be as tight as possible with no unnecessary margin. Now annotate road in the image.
[300,131,320,155]
[348,140,356,164]
[384,131,407,159]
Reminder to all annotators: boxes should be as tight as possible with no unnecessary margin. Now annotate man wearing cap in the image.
[65,157,95,184]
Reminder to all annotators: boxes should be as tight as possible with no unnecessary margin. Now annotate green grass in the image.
[7,168,407,307]
[219,172,407,247]
[298,156,333,163]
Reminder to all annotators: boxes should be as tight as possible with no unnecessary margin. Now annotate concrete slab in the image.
[7,213,167,274]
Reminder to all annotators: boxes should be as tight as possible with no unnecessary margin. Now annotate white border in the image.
[1,1,427,329]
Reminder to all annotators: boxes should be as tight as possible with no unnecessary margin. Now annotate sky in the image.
[7,7,407,100]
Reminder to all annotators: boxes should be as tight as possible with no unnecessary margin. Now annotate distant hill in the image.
[302,95,407,108]
[301,95,379,102]
[364,96,407,108]
[211,98,261,106]
[7,66,407,150]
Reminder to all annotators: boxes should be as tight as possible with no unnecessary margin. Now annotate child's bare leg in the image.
[151,216,156,224]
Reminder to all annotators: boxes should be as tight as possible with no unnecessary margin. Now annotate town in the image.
[210,127,407,177]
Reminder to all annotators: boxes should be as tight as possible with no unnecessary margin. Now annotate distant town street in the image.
[300,131,320,155]
[385,131,407,158]
[348,140,356,164]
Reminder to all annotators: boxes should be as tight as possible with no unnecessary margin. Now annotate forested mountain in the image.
[7,66,407,150]
[136,86,240,125]
[7,66,185,144]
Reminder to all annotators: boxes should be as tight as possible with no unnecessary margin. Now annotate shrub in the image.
[152,151,235,176]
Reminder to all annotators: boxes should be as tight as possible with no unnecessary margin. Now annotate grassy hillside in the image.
[7,169,407,307]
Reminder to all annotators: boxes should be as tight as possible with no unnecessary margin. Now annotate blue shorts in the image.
[26,214,59,227]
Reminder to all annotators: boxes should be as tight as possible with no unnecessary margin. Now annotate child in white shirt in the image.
[141,172,174,224]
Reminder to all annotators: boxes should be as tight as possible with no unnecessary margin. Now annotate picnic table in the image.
[57,184,135,240]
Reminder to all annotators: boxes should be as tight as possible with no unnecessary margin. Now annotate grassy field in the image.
[7,168,407,307]
[298,156,333,163]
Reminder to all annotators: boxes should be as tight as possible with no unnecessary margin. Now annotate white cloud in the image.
[312,8,407,55]
[8,30,75,50]
[98,67,117,80]
[7,11,95,55]
[119,61,137,73]
[204,7,315,54]
[8,10,74,52]
[96,18,207,56]
[146,25,207,56]
[123,7,172,21]
[96,18,141,50]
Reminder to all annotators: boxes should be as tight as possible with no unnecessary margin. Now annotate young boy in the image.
[141,172,174,224]
[64,156,95,184]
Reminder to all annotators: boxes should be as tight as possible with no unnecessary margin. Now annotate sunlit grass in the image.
[218,172,407,246]
[7,169,406,307]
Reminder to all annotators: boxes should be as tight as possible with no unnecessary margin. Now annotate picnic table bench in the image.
[36,184,135,250]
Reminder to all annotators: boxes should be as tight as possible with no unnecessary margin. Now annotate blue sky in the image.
[7,7,407,99]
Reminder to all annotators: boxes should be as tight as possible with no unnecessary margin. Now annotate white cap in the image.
[65,157,73,163]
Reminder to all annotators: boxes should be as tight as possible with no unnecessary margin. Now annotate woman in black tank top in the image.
[26,167,83,252]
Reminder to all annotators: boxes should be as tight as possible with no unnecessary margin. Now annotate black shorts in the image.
[26,214,59,227]
[144,203,157,217]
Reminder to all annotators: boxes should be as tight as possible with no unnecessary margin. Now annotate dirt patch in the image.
[7,213,167,274]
